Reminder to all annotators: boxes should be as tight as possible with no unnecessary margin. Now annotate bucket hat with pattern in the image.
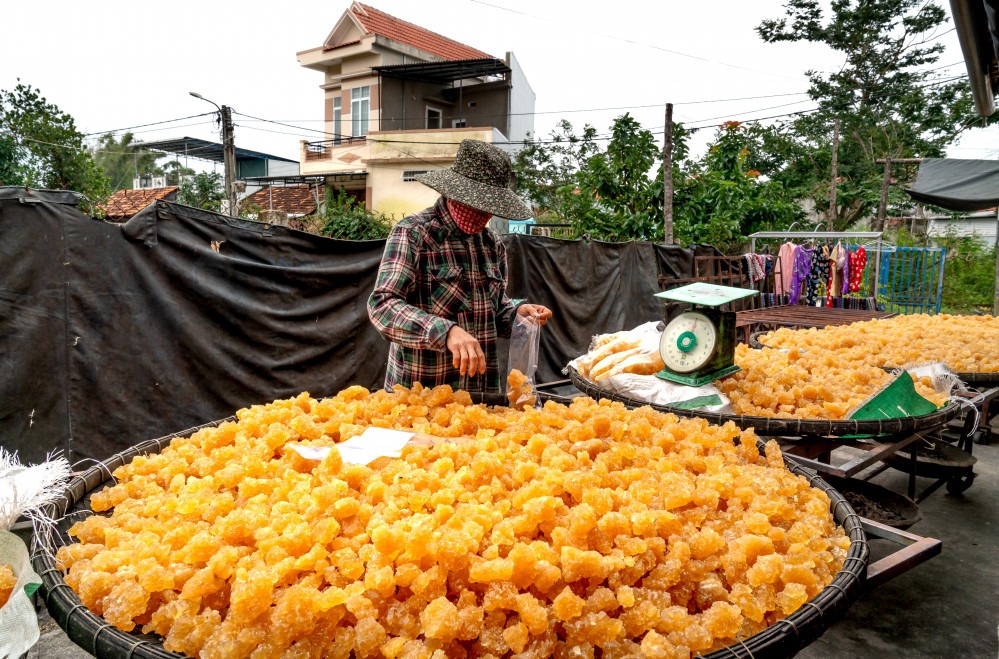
[415,139,532,220]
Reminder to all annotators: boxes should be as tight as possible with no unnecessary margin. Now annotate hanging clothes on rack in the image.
[788,245,814,305]
[841,250,851,296]
[776,241,797,296]
[828,242,848,307]
[806,245,831,306]
[849,246,868,293]
[743,253,769,284]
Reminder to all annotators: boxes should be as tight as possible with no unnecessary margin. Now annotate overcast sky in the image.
[2,0,995,173]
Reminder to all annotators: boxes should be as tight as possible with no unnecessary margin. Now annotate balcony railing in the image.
[304,136,366,161]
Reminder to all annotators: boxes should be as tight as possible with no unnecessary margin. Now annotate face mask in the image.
[447,199,492,234]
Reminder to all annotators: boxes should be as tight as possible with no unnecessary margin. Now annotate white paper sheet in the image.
[289,427,416,465]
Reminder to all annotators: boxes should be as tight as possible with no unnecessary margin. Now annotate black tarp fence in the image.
[0,188,715,464]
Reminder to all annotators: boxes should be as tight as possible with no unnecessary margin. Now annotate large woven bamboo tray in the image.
[749,330,999,387]
[567,366,962,439]
[32,411,869,659]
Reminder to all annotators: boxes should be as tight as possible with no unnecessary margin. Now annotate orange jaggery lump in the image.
[718,343,949,420]
[0,564,15,608]
[56,387,850,658]
[506,368,537,410]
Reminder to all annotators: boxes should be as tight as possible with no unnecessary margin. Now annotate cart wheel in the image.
[947,470,976,495]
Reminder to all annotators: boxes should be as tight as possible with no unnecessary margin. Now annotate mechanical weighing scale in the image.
[653,282,758,387]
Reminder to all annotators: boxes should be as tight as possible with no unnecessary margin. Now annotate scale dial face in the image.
[660,311,718,374]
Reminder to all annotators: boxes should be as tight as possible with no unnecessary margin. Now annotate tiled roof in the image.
[244,185,323,217]
[100,187,178,220]
[346,3,492,61]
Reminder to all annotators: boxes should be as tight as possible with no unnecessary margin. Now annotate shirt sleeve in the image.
[493,238,519,339]
[367,223,453,351]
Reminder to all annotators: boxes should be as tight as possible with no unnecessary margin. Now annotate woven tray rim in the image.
[568,366,963,438]
[32,414,868,659]
[749,330,999,385]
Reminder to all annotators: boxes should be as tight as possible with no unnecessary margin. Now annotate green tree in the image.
[161,160,196,187]
[513,119,600,222]
[0,81,109,210]
[177,172,226,213]
[757,0,979,229]
[319,188,391,240]
[0,133,22,185]
[674,122,804,253]
[515,114,682,241]
[572,114,667,241]
[92,132,166,191]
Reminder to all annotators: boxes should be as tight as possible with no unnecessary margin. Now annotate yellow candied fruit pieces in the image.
[420,596,459,641]
[763,314,999,374]
[552,586,586,621]
[57,386,850,658]
[502,621,530,654]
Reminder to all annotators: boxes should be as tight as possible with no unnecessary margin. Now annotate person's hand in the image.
[517,304,552,326]
[446,325,486,377]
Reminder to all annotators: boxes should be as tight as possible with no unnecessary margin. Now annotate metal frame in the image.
[749,230,884,292]
[862,518,942,590]
[877,246,947,314]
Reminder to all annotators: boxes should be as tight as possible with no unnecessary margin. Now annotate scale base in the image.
[656,364,741,387]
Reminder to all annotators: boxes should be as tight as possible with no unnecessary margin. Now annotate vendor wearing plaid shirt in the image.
[367,140,551,393]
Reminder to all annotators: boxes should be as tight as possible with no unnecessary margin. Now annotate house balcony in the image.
[300,136,370,176]
[299,126,508,177]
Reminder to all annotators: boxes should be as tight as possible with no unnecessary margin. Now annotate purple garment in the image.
[788,245,814,305]
[842,253,850,295]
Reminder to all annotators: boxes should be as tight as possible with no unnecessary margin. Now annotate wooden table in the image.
[735,306,897,342]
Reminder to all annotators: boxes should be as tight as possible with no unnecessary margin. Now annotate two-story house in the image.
[297,2,535,220]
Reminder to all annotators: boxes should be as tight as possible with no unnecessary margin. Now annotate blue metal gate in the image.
[878,246,946,314]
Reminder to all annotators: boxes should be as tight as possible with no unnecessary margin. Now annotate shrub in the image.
[319,188,391,240]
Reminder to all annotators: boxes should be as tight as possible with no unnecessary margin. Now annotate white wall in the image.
[268,160,301,177]
[927,210,998,245]
[506,51,536,145]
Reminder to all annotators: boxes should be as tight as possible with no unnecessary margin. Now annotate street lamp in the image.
[190,91,237,217]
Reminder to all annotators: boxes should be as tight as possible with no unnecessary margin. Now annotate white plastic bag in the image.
[0,530,41,658]
[903,361,964,398]
[507,314,541,409]
[597,372,733,414]
[567,321,664,380]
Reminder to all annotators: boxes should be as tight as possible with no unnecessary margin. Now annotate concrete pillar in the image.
[259,209,290,227]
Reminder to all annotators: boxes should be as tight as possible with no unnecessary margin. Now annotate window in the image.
[351,86,369,137]
[426,106,442,130]
[402,170,429,182]
[333,97,342,145]
[452,118,467,128]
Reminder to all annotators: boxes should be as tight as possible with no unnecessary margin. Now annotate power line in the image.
[83,112,215,137]
[233,94,816,138]
[465,0,807,83]
[683,99,817,126]
[0,130,224,159]
[234,91,813,125]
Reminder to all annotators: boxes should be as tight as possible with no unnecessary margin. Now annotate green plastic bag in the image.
[849,371,940,421]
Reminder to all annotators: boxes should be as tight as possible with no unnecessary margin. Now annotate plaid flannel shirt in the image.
[367,198,519,393]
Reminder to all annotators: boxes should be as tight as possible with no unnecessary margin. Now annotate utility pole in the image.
[876,159,891,231]
[662,102,674,245]
[829,118,839,230]
[874,158,922,231]
[221,105,237,217]
[190,92,237,217]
